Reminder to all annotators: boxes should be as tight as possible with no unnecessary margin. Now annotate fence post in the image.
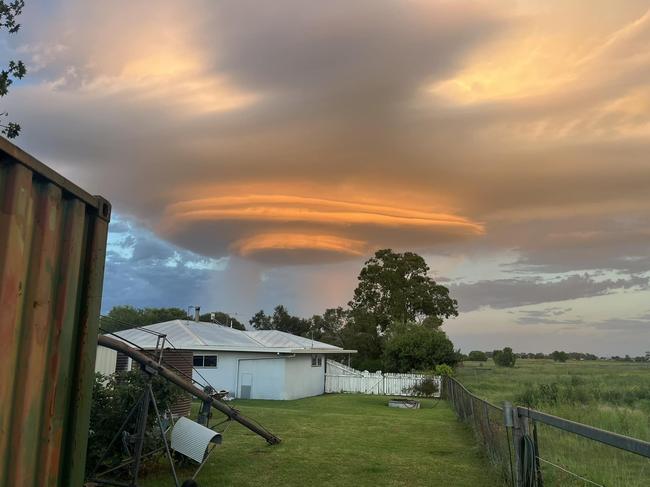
[512,406,525,487]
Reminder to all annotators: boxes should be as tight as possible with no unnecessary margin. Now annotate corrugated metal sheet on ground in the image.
[0,137,110,487]
[171,417,221,463]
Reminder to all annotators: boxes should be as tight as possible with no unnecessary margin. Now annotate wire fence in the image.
[444,376,514,485]
[444,376,650,487]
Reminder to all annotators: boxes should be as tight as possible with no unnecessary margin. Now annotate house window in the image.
[311,355,322,367]
[193,354,218,368]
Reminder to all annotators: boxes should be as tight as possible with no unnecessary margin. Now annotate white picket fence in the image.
[325,360,441,397]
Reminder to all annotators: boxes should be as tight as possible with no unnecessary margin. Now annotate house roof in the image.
[110,320,356,354]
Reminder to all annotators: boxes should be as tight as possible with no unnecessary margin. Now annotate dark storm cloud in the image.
[451,274,650,312]
[102,217,228,311]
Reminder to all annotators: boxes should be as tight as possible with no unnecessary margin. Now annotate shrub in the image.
[551,350,568,362]
[493,347,517,367]
[468,350,488,362]
[86,371,182,476]
[383,324,458,372]
[408,377,440,397]
[434,364,454,376]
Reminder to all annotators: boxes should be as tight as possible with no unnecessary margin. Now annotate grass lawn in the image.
[141,394,499,487]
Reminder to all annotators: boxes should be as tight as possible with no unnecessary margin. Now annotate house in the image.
[98,319,355,401]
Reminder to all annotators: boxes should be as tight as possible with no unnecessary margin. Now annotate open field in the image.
[141,394,498,487]
[456,359,650,486]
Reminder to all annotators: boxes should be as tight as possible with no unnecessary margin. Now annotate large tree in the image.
[249,305,311,336]
[310,307,348,347]
[340,310,385,371]
[349,249,458,331]
[0,1,26,138]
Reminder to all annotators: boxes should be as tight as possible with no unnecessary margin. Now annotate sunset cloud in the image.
[161,193,483,262]
[7,0,650,353]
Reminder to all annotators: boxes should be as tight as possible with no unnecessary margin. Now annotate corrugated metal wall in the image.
[114,349,193,416]
[0,138,110,487]
[159,350,194,417]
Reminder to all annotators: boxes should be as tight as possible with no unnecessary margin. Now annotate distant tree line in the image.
[462,349,649,363]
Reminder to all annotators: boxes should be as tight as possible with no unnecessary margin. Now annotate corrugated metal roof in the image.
[111,320,354,354]
[246,330,340,350]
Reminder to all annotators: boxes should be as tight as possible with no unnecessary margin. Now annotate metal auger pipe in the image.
[97,335,282,445]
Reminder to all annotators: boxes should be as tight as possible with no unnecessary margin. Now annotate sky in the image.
[5,0,650,355]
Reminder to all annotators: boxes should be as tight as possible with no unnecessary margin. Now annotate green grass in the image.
[141,394,499,487]
[456,359,650,486]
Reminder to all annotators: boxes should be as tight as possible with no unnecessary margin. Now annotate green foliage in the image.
[407,376,440,397]
[551,350,569,362]
[87,371,182,476]
[349,249,458,331]
[468,350,488,362]
[457,360,650,486]
[200,311,246,330]
[515,375,650,410]
[249,309,272,329]
[383,323,458,372]
[309,307,347,348]
[101,305,188,332]
[434,364,454,376]
[249,305,310,336]
[340,309,384,371]
[0,0,26,138]
[493,347,516,367]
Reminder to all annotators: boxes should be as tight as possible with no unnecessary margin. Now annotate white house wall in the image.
[95,345,117,376]
[192,351,284,399]
[284,354,325,400]
[191,351,326,400]
[238,357,286,400]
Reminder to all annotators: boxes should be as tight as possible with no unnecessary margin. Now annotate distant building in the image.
[96,319,355,401]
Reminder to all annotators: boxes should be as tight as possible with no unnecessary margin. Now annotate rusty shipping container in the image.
[0,138,111,486]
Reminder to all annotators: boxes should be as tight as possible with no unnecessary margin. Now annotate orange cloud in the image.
[159,192,484,262]
[234,233,367,257]
[165,194,484,230]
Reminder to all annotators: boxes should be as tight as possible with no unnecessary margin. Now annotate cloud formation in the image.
[6,0,650,352]
[451,274,650,312]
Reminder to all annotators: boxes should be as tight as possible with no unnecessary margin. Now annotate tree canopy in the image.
[383,323,459,372]
[493,347,517,368]
[100,305,188,332]
[0,1,26,138]
[249,305,311,336]
[200,311,246,331]
[349,249,458,331]
[468,350,488,362]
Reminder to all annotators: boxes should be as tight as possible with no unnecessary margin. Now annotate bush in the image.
[434,364,454,376]
[383,324,458,372]
[86,371,182,476]
[467,350,488,362]
[407,377,440,397]
[551,350,568,362]
[493,347,516,367]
